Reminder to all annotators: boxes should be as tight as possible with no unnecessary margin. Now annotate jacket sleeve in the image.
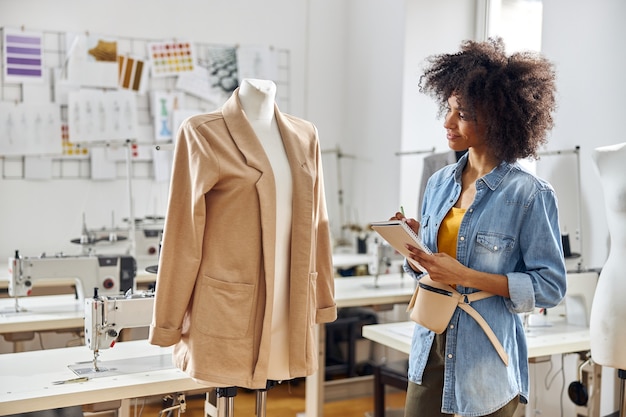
[312,129,337,324]
[148,119,218,346]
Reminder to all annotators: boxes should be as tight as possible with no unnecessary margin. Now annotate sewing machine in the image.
[367,237,405,286]
[84,289,155,371]
[73,215,163,270]
[8,251,136,305]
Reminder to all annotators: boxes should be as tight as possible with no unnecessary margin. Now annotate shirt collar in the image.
[452,153,514,191]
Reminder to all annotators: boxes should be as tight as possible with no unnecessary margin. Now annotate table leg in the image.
[119,398,131,417]
[305,323,325,417]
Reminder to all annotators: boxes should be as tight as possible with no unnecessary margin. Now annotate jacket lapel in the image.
[221,88,272,174]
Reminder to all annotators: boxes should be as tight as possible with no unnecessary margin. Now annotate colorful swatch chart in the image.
[3,27,44,83]
[61,123,89,157]
[117,55,147,92]
[147,40,195,77]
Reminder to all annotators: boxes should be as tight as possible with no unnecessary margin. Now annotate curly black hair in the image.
[418,37,557,163]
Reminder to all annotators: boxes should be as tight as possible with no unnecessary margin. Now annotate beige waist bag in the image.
[407,275,509,366]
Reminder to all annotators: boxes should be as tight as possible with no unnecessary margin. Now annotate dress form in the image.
[589,142,626,369]
[239,79,292,380]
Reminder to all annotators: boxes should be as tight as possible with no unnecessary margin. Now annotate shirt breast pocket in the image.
[474,232,515,270]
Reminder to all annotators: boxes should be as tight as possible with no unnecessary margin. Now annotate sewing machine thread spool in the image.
[562,233,572,258]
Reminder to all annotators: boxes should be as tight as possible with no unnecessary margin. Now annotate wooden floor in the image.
[139,380,406,417]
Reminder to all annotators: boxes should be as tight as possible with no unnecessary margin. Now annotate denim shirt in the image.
[404,155,567,416]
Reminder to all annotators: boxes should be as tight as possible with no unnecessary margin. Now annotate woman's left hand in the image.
[406,244,467,287]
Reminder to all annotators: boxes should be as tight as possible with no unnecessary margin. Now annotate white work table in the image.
[0,294,83,334]
[0,273,416,417]
[361,318,591,358]
[333,272,414,307]
[362,319,599,417]
[0,340,208,416]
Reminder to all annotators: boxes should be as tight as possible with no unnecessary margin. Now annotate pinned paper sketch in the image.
[177,44,237,105]
[3,27,44,84]
[68,89,138,143]
[153,146,173,183]
[236,44,277,83]
[176,65,221,105]
[88,38,117,62]
[150,91,185,142]
[117,55,148,92]
[66,33,118,88]
[0,102,62,156]
[147,40,195,77]
[206,44,238,95]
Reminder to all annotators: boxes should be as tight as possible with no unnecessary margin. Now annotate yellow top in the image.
[437,207,466,258]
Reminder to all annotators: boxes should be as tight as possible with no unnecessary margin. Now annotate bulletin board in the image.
[0,27,291,180]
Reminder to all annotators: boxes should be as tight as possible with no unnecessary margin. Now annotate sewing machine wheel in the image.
[568,380,589,406]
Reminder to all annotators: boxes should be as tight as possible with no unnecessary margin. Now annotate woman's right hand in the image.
[389,212,420,235]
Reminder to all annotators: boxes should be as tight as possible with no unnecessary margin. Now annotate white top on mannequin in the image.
[589,141,626,370]
[239,79,293,380]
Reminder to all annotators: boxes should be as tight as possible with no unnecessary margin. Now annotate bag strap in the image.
[457,300,509,366]
[406,279,509,366]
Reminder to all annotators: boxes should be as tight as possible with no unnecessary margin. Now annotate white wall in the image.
[0,0,316,257]
[540,1,626,415]
[399,1,477,219]
[339,0,406,234]
[541,0,626,272]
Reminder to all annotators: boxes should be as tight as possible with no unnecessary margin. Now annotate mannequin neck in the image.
[239,79,276,121]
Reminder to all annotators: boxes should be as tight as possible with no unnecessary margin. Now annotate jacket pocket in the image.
[192,275,255,339]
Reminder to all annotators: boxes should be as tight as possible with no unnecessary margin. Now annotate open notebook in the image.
[370,220,432,273]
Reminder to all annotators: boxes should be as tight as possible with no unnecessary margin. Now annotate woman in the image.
[394,38,567,416]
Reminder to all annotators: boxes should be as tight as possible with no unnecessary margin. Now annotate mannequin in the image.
[589,142,626,369]
[238,78,292,380]
[148,75,336,390]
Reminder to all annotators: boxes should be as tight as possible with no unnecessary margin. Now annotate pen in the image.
[52,376,89,385]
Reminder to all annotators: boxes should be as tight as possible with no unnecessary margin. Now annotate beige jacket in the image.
[148,88,337,389]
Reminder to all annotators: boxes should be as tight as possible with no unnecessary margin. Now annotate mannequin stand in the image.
[255,380,280,417]
[205,381,281,417]
[215,387,237,417]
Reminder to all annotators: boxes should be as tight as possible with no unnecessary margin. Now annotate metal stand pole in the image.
[206,381,280,417]
[215,387,237,417]
[619,369,625,417]
[255,390,267,417]
[255,380,279,417]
